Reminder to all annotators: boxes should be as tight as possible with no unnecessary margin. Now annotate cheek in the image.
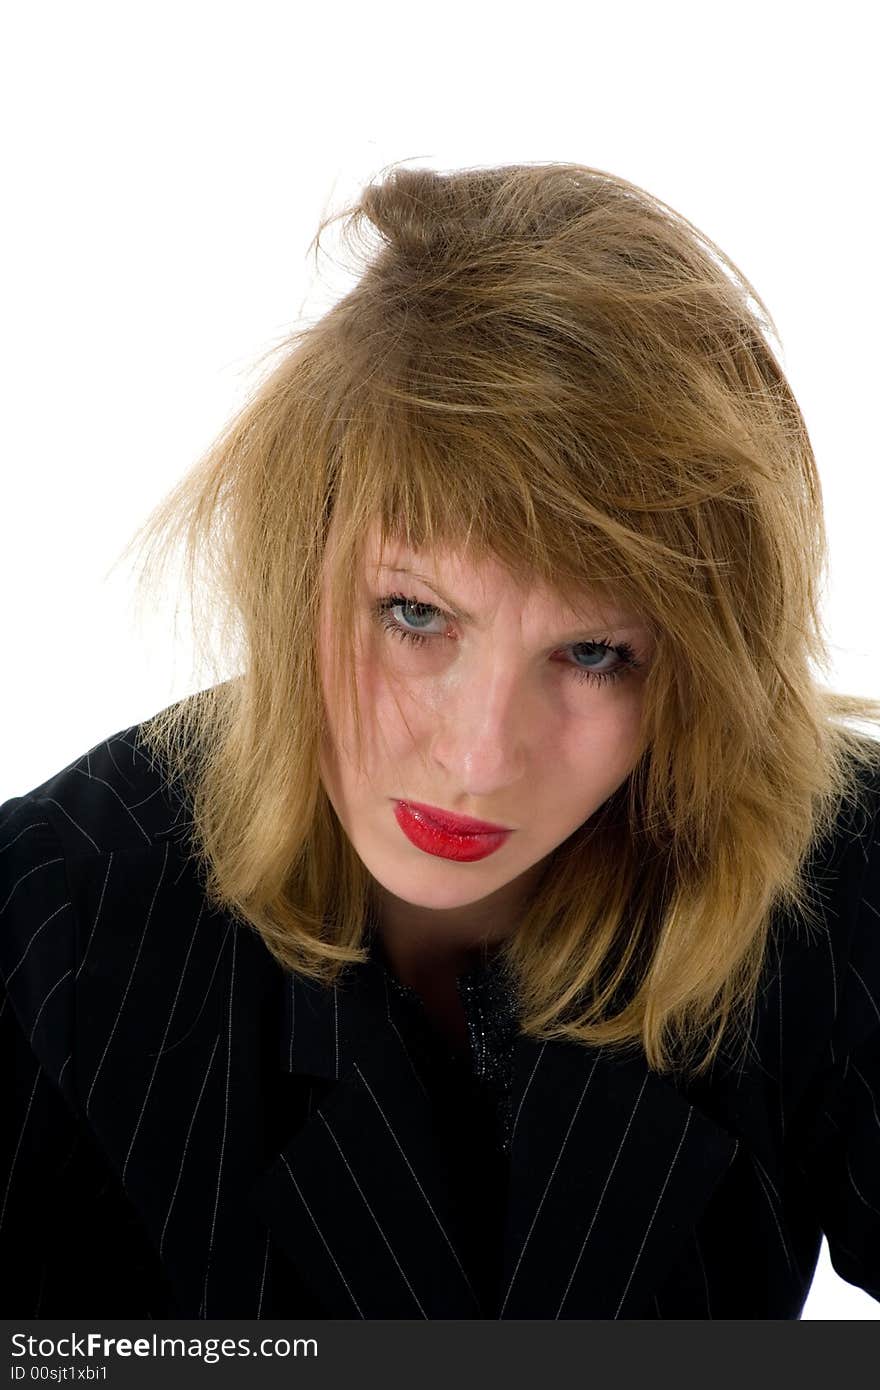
[561,695,645,776]
[317,609,377,722]
[327,644,417,773]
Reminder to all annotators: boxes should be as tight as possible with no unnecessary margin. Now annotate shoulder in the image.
[0,719,188,859]
[805,752,880,1000]
[759,749,880,1077]
[0,716,198,1097]
[827,755,880,1055]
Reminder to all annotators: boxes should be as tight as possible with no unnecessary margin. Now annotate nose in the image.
[427,660,530,792]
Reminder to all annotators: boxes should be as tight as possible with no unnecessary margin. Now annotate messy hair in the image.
[120,159,880,1077]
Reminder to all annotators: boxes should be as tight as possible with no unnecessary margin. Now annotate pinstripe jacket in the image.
[2,720,880,1320]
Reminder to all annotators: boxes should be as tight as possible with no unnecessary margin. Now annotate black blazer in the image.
[2,720,880,1319]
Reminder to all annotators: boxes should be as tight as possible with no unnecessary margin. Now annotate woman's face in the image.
[317,518,655,947]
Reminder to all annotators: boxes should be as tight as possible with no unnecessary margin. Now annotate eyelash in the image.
[373,593,644,688]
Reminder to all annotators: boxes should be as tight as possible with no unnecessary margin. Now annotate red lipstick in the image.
[402,801,511,834]
[393,800,512,862]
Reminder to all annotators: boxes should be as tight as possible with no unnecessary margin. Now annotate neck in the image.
[368,859,545,992]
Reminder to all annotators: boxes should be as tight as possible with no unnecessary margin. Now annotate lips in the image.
[393,800,512,862]
[398,800,511,834]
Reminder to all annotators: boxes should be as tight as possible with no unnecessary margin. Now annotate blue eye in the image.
[372,593,643,688]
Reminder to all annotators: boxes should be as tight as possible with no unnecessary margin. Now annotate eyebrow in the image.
[374,565,648,638]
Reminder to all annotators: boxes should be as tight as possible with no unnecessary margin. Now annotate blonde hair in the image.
[121,159,880,1077]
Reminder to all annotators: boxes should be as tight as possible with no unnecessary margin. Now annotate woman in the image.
[2,161,880,1320]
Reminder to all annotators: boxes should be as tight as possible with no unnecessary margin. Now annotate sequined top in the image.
[367,932,521,1315]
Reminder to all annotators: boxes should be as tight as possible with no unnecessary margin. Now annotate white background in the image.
[2,0,878,1318]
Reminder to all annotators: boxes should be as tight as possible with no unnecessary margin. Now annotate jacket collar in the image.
[247,947,741,1318]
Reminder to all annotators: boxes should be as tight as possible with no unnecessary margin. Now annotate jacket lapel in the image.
[248,958,486,1317]
[247,956,741,1318]
[499,1032,739,1317]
